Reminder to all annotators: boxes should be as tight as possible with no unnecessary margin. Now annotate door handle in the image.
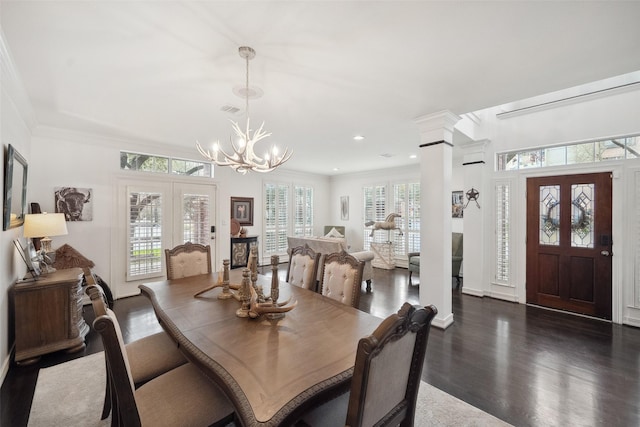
[601,250,610,256]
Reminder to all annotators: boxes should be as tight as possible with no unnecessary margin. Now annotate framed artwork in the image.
[3,144,28,230]
[54,187,93,221]
[340,196,349,220]
[231,197,253,226]
[452,191,464,218]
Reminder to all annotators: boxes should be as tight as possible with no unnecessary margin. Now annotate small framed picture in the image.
[452,191,464,218]
[231,197,254,226]
[340,196,349,220]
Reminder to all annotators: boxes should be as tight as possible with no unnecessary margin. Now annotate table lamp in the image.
[23,213,68,270]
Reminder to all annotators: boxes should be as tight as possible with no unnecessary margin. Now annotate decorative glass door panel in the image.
[526,173,612,320]
[539,185,560,246]
[571,183,594,248]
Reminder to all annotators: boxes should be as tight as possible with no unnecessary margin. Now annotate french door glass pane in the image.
[182,194,210,245]
[128,191,163,277]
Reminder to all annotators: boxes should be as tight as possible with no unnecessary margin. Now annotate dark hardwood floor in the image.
[3,266,640,426]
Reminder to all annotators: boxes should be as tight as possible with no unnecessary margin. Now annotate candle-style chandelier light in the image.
[196,46,292,174]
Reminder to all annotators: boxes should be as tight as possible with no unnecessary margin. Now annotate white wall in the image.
[1,32,34,381]
[473,85,640,324]
[28,129,331,298]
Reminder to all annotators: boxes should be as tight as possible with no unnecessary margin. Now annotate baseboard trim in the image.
[461,287,484,297]
[431,312,455,330]
[0,343,15,386]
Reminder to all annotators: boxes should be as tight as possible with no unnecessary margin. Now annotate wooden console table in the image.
[12,267,89,365]
[230,235,258,269]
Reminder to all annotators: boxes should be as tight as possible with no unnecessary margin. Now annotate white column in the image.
[414,110,459,329]
[460,140,490,297]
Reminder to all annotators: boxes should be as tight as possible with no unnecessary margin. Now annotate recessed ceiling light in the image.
[333,167,340,171]
[409,154,417,159]
[353,135,364,141]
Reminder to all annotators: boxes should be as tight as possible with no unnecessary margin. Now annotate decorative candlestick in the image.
[248,246,267,303]
[267,255,285,320]
[218,259,234,299]
[236,268,251,318]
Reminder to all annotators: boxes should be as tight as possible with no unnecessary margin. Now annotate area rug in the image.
[29,352,511,426]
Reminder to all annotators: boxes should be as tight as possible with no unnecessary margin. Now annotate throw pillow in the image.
[325,227,344,238]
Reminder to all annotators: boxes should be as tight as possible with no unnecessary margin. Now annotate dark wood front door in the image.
[526,173,612,320]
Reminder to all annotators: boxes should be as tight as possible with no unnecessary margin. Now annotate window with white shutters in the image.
[392,182,421,256]
[495,182,510,283]
[181,193,210,245]
[294,186,313,237]
[264,182,290,257]
[127,190,163,279]
[363,185,387,250]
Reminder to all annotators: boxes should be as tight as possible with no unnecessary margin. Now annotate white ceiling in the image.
[2,1,640,175]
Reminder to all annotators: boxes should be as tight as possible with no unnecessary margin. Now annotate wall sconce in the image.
[463,188,481,209]
[23,213,68,272]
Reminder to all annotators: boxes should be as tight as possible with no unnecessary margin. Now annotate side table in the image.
[12,267,89,365]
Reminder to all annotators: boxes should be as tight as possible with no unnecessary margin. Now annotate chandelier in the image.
[196,46,292,174]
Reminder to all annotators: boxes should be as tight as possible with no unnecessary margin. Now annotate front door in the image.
[526,172,612,320]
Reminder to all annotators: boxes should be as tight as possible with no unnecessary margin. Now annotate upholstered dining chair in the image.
[83,274,188,421]
[296,302,438,427]
[286,244,321,292]
[318,251,365,308]
[164,241,212,280]
[87,283,235,427]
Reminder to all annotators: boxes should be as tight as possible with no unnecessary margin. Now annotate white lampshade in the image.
[23,213,68,238]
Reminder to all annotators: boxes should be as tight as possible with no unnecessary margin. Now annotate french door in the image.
[526,172,612,319]
[116,179,216,297]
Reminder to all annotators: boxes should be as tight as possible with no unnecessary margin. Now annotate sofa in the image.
[287,233,374,292]
[408,232,463,288]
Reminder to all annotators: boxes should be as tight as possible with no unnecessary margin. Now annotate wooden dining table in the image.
[139,269,382,427]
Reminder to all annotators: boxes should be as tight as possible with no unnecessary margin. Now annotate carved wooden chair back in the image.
[286,244,321,292]
[346,303,438,426]
[84,281,118,421]
[164,242,212,280]
[87,284,234,427]
[87,283,142,425]
[319,251,364,308]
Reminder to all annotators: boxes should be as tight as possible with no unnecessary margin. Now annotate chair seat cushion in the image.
[409,256,420,267]
[126,332,187,385]
[136,363,234,426]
